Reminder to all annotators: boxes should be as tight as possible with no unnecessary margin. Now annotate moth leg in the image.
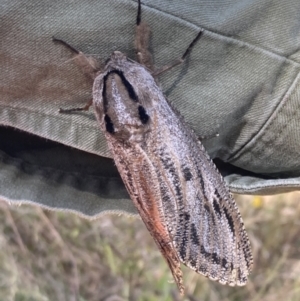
[198,132,219,141]
[134,0,154,71]
[52,36,101,81]
[53,37,99,113]
[152,30,204,77]
[58,98,93,114]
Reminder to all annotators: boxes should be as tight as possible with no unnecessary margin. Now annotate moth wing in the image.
[110,144,186,294]
[151,128,253,286]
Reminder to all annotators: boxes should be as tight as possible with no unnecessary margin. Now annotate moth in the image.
[53,0,253,294]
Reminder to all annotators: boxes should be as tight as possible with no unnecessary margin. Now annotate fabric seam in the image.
[228,69,300,162]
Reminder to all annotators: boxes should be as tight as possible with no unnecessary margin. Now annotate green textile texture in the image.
[1,0,300,217]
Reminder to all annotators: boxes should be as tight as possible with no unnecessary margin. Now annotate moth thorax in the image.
[102,71,150,143]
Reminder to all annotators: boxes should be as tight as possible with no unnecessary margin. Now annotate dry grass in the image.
[1,192,300,301]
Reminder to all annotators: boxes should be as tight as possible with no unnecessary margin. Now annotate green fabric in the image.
[1,0,300,217]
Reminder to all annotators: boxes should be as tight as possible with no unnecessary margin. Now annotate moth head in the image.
[109,51,127,65]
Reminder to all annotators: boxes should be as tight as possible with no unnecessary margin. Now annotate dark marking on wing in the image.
[213,198,222,217]
[204,202,216,227]
[138,105,149,124]
[214,188,222,200]
[238,268,247,283]
[160,155,182,199]
[212,252,221,265]
[223,206,235,234]
[191,223,199,246]
[178,212,190,260]
[182,166,193,181]
[204,204,210,214]
[199,264,208,274]
[198,174,206,194]
[104,114,114,133]
[200,246,225,267]
[188,257,197,268]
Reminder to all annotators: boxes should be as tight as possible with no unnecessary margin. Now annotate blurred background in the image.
[1,193,300,301]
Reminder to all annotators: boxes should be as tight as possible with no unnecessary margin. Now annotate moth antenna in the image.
[53,36,100,114]
[53,36,100,79]
[152,30,204,77]
[136,0,142,25]
[52,36,80,54]
[134,0,153,70]
[181,30,203,61]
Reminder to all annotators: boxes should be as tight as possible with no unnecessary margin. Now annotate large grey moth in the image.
[54,0,253,294]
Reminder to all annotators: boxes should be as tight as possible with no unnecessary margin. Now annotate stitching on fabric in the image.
[0,148,120,180]
[229,70,300,161]
[0,196,136,219]
[0,104,110,157]
[132,0,300,66]
[231,182,300,192]
[0,104,98,131]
